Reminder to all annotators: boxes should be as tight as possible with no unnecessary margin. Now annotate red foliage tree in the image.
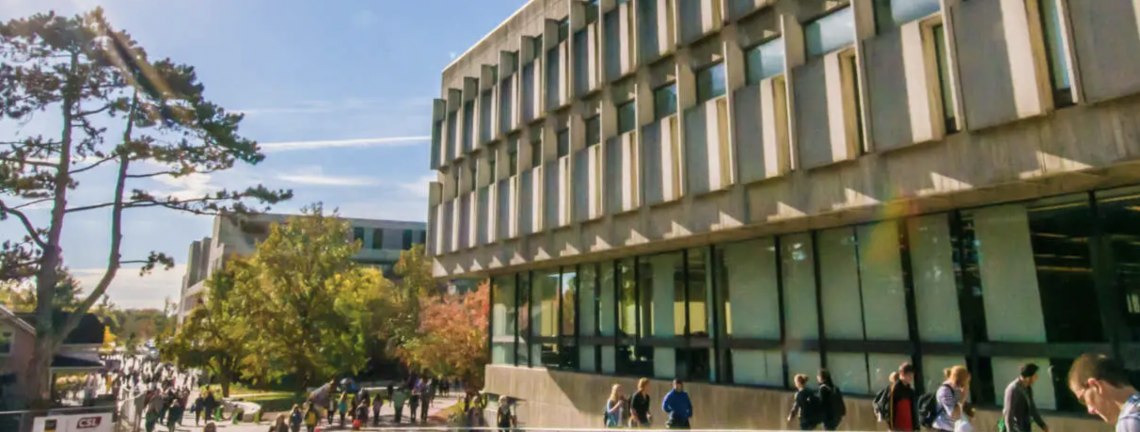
[397,281,489,388]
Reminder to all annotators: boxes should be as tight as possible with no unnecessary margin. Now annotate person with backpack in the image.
[605,384,628,428]
[817,369,846,430]
[393,386,408,424]
[288,404,303,432]
[337,392,349,427]
[630,378,652,428]
[409,380,422,423]
[372,393,383,425]
[788,374,821,430]
[878,363,919,431]
[932,366,971,432]
[497,395,517,431]
[1002,363,1049,432]
[661,379,693,429]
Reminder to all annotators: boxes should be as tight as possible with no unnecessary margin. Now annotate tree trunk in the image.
[220,373,230,398]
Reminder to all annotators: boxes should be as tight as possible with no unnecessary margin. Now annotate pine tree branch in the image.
[68,155,118,175]
[11,198,52,210]
[124,170,182,179]
[0,201,47,248]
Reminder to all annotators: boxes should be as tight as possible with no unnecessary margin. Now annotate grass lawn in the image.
[238,392,305,413]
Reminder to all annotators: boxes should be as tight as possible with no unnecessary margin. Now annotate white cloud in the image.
[399,175,436,198]
[153,172,220,200]
[71,264,186,310]
[276,173,378,187]
[259,136,429,152]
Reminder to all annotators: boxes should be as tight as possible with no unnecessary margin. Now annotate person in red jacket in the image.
[889,363,919,432]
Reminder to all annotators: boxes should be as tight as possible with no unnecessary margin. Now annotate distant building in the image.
[177,213,426,321]
[0,305,106,402]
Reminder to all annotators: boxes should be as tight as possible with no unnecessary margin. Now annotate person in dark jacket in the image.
[889,363,919,432]
[817,369,844,431]
[661,379,692,429]
[630,378,652,428]
[1003,363,1049,432]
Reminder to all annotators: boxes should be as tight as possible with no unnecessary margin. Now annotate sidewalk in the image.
[165,394,463,432]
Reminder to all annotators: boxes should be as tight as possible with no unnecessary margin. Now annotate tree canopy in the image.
[395,280,489,387]
[0,8,290,403]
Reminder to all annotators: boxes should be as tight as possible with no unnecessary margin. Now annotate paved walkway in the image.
[160,394,464,432]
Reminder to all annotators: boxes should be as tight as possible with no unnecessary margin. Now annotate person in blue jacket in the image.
[661,379,693,429]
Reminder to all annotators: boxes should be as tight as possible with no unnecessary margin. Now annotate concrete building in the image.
[178,213,426,320]
[428,0,1140,430]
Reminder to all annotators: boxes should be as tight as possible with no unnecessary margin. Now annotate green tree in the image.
[375,244,444,356]
[161,258,254,397]
[0,9,290,404]
[241,206,387,390]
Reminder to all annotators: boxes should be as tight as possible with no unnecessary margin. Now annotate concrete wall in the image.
[428,0,1140,280]
[485,365,1113,432]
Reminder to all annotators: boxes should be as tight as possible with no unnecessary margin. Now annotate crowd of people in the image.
[590,353,1138,432]
[295,376,466,431]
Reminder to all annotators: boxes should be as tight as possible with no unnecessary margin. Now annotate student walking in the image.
[933,366,971,432]
[1003,363,1049,432]
[605,384,628,428]
[497,396,517,432]
[630,378,652,428]
[1067,354,1140,432]
[662,379,693,429]
[304,403,320,432]
[420,379,433,422]
[372,394,383,425]
[410,381,422,423]
[885,363,919,432]
[289,404,303,432]
[787,374,822,431]
[338,393,349,427]
[393,386,408,424]
[817,369,846,430]
[166,399,183,432]
[192,394,204,425]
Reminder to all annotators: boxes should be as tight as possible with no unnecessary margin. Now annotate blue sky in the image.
[0,0,526,308]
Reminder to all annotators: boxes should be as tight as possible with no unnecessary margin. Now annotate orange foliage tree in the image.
[396,281,489,387]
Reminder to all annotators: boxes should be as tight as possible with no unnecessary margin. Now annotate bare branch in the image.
[124,170,182,179]
[11,198,52,210]
[75,104,112,117]
[0,202,47,248]
[68,154,118,175]
[62,202,114,213]
[0,157,57,168]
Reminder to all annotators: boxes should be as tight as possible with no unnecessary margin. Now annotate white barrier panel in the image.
[32,413,112,432]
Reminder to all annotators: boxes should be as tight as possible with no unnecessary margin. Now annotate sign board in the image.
[33,413,112,432]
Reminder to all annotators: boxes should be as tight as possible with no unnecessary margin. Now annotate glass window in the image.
[531,134,543,168]
[468,163,477,192]
[492,276,518,365]
[508,138,519,176]
[1039,0,1073,107]
[353,227,365,244]
[417,230,426,245]
[488,146,498,182]
[402,229,413,250]
[745,37,786,86]
[371,228,384,250]
[908,214,963,343]
[618,258,638,338]
[696,62,727,104]
[932,24,959,134]
[557,128,571,157]
[462,100,475,150]
[517,272,532,366]
[653,84,677,120]
[560,267,578,337]
[579,263,599,371]
[558,18,570,43]
[843,54,865,150]
[1098,186,1140,342]
[585,116,601,146]
[687,248,709,338]
[805,6,856,58]
[1026,195,1101,343]
[585,0,600,24]
[532,36,543,58]
[618,101,637,134]
[535,269,560,339]
[873,0,940,31]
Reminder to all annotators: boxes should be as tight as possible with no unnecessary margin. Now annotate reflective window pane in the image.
[618,101,637,134]
[873,0,940,31]
[932,24,959,133]
[805,6,856,58]
[561,267,578,337]
[557,128,570,157]
[585,116,601,146]
[1098,186,1140,341]
[654,84,677,120]
[745,37,785,86]
[696,62,727,103]
[1039,0,1073,106]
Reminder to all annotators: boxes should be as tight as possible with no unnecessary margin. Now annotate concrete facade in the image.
[432,0,1140,430]
[177,214,426,320]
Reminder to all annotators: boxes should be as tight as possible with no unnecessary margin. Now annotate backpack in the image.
[918,384,951,428]
[872,385,892,423]
[823,384,846,419]
[498,406,513,428]
[797,389,823,425]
